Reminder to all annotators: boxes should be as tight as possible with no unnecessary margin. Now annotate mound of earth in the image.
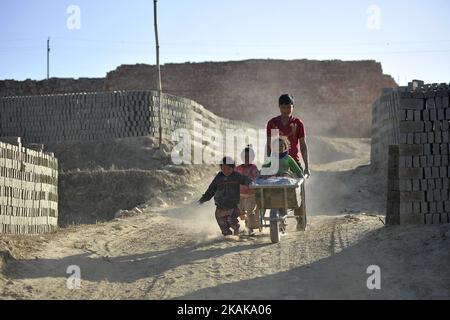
[47,136,170,172]
[45,136,216,226]
[59,165,215,226]
[308,136,371,165]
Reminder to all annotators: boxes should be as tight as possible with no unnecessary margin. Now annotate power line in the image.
[0,44,450,56]
[4,36,450,47]
[31,37,450,47]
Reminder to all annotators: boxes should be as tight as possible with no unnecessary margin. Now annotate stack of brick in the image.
[0,91,255,145]
[372,81,450,225]
[371,88,400,171]
[0,91,159,142]
[0,137,58,234]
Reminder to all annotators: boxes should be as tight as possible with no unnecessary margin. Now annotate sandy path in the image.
[3,206,448,299]
[0,206,382,299]
[1,138,449,299]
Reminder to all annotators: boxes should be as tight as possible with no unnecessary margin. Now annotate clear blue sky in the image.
[1,0,450,85]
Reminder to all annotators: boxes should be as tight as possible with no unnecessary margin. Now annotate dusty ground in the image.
[1,137,449,300]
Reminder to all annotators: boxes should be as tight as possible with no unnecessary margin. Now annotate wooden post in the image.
[153,0,163,148]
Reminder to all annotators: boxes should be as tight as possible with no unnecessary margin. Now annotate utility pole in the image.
[47,37,50,79]
[153,0,163,148]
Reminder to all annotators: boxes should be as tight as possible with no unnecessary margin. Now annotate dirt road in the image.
[1,138,449,299]
[2,207,449,300]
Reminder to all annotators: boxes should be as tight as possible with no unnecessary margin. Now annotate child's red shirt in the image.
[235,164,259,196]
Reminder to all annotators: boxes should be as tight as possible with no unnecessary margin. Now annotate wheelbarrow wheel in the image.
[270,209,280,244]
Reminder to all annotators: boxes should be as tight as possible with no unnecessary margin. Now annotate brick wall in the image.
[0,138,58,234]
[0,91,255,144]
[371,81,450,225]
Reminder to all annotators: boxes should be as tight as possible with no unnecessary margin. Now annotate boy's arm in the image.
[266,137,271,158]
[199,177,218,204]
[266,120,274,157]
[261,158,273,169]
[300,137,310,176]
[252,166,261,179]
[237,172,253,186]
[288,156,304,178]
[260,159,272,176]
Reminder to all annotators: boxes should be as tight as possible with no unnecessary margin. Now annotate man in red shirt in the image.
[266,94,309,175]
[266,94,310,231]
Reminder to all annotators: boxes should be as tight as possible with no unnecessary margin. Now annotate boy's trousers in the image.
[215,207,240,236]
[239,195,260,230]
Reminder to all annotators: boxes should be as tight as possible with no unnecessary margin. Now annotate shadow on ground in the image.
[176,224,450,300]
[5,239,269,284]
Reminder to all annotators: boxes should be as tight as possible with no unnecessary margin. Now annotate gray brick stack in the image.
[372,81,450,225]
[371,89,401,171]
[0,138,58,234]
[0,91,255,144]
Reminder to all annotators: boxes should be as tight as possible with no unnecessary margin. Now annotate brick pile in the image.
[372,81,450,225]
[0,91,253,144]
[0,137,58,234]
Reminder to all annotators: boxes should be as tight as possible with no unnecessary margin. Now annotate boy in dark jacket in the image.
[198,156,253,236]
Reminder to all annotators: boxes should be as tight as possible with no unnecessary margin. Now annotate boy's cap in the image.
[221,156,236,167]
[279,94,295,105]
